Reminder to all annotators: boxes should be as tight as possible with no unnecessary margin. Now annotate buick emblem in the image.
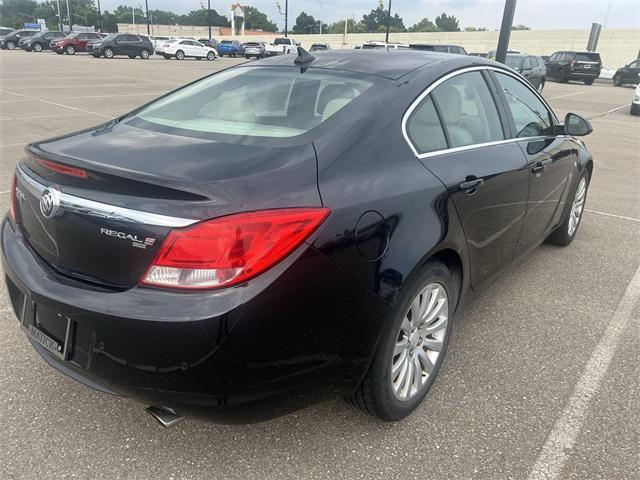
[40,187,61,219]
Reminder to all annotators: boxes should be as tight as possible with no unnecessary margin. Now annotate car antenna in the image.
[294,46,315,66]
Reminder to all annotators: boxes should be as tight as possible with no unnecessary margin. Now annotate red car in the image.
[51,32,105,55]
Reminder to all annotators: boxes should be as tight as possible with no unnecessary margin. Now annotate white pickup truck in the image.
[264,37,300,56]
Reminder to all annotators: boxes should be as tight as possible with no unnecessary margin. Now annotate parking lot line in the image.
[0,89,112,119]
[586,209,640,223]
[528,263,640,480]
[589,104,630,119]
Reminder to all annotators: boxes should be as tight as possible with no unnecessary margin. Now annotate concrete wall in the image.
[118,25,640,69]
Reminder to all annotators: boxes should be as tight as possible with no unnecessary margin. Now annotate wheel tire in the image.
[128,55,136,59]
[65,45,75,55]
[583,78,595,85]
[537,78,545,93]
[545,171,590,246]
[630,104,640,116]
[613,75,622,87]
[7,41,15,50]
[175,50,184,60]
[558,71,569,83]
[104,47,114,59]
[347,260,456,421]
[140,49,149,59]
[206,51,215,61]
[163,54,170,59]
[56,50,63,54]
[33,43,42,52]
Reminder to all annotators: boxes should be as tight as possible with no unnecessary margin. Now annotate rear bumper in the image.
[2,216,390,420]
[568,71,600,79]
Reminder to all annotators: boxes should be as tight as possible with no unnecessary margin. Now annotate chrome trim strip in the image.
[401,65,560,159]
[16,165,197,228]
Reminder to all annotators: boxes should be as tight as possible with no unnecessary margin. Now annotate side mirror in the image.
[564,113,593,136]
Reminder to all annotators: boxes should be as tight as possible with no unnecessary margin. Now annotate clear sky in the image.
[101,0,640,30]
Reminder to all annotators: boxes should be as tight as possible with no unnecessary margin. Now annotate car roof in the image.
[249,49,475,80]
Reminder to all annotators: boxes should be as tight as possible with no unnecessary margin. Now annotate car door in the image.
[490,71,576,257]
[193,41,206,57]
[405,69,530,288]
[623,60,640,84]
[546,52,562,78]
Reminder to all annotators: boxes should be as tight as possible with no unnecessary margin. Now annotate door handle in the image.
[459,178,484,193]
[531,158,552,174]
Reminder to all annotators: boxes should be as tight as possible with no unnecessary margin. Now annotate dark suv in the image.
[22,31,66,52]
[89,33,154,59]
[505,54,547,93]
[613,59,640,86]
[545,51,602,85]
[0,29,38,50]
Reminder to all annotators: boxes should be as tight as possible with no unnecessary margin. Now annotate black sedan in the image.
[613,59,640,86]
[3,50,594,425]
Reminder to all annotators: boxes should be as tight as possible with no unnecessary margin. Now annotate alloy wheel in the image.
[140,49,149,59]
[568,177,587,236]
[176,50,184,60]
[34,43,42,52]
[104,48,114,58]
[66,45,75,55]
[7,41,15,50]
[391,283,449,401]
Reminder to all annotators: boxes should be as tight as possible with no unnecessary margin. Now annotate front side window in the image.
[406,96,447,155]
[494,72,555,138]
[134,67,374,138]
[431,71,504,148]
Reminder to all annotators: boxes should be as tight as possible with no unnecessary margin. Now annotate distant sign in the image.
[24,23,42,30]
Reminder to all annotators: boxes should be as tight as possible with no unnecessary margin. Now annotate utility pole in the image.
[145,0,150,34]
[284,0,288,37]
[132,5,136,31]
[495,0,517,64]
[385,0,392,43]
[56,0,63,31]
[97,0,102,31]
[207,0,212,39]
[66,0,72,31]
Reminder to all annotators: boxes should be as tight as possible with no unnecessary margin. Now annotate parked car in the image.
[264,37,299,56]
[310,43,330,51]
[487,49,522,60]
[198,38,219,49]
[545,51,602,85]
[631,84,640,115]
[149,35,172,49]
[409,44,467,55]
[598,65,616,80]
[0,27,15,38]
[51,32,104,55]
[243,41,265,59]
[3,50,595,424]
[0,29,38,50]
[217,40,245,57]
[22,31,66,52]
[505,53,547,93]
[613,59,640,86]
[361,41,409,50]
[89,33,154,59]
[161,39,217,61]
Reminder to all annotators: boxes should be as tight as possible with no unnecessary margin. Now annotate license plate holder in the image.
[21,298,72,361]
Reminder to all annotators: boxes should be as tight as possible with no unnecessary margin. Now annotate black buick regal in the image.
[3,50,593,425]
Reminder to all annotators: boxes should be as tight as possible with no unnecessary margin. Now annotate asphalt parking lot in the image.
[0,51,638,480]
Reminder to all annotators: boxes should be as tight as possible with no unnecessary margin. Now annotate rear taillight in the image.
[10,175,17,221]
[141,208,330,290]
[36,156,88,178]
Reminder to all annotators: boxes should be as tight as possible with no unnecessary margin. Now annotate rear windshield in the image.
[221,40,232,44]
[245,42,261,47]
[574,53,600,62]
[133,67,374,138]
[273,38,290,45]
[505,55,525,69]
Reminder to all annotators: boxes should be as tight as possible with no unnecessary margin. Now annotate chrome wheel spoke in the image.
[568,178,587,236]
[394,338,409,355]
[422,337,443,352]
[416,348,434,374]
[424,315,448,334]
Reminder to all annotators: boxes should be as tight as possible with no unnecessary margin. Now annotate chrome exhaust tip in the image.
[146,405,184,428]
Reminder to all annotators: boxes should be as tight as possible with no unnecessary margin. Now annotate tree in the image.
[0,0,39,29]
[243,6,277,32]
[177,7,229,27]
[361,4,405,33]
[408,18,438,33]
[464,26,488,31]
[327,18,366,34]
[512,24,531,30]
[148,9,178,25]
[435,13,460,32]
[292,12,326,34]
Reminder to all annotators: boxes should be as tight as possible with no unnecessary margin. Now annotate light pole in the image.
[97,0,102,31]
[285,0,288,37]
[145,0,150,34]
[66,0,72,31]
[207,0,212,39]
[385,0,392,43]
[495,0,517,64]
[56,0,63,31]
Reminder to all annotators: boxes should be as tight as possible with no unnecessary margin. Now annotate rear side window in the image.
[134,67,374,138]
[575,53,600,63]
[406,96,448,154]
[431,71,504,148]
[494,72,554,138]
